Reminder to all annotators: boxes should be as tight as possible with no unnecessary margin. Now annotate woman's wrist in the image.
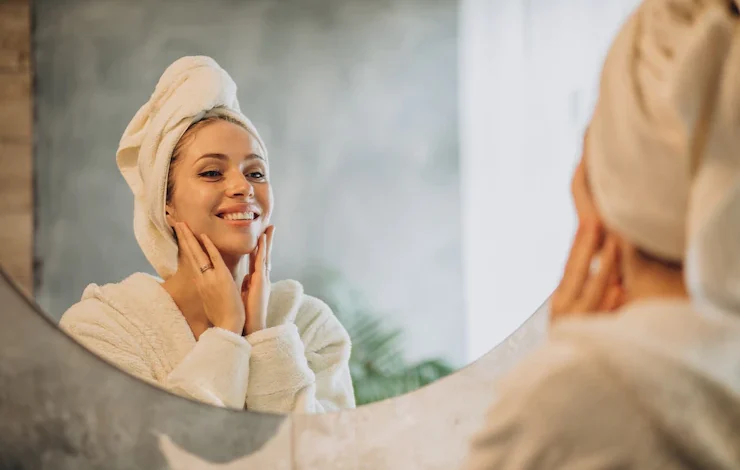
[244,319,266,336]
[214,319,243,335]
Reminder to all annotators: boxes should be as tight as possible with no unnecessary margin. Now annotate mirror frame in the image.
[0,266,549,468]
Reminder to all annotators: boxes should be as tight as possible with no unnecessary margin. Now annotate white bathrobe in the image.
[462,300,740,469]
[59,272,356,413]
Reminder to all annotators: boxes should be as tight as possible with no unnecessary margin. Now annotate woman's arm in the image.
[244,295,355,413]
[60,299,252,410]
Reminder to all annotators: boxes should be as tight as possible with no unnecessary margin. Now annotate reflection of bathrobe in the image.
[59,273,355,413]
[463,300,740,469]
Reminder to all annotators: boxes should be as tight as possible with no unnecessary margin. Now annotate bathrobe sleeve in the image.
[244,295,355,413]
[460,342,670,470]
[59,299,252,410]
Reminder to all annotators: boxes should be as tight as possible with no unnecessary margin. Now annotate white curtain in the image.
[460,0,641,362]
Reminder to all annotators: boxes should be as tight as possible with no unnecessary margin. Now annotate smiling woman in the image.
[162,116,275,337]
[57,56,356,414]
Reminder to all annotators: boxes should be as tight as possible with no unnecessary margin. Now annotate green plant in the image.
[302,267,456,406]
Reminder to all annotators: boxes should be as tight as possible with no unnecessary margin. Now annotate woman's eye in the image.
[246,171,266,180]
[199,170,223,178]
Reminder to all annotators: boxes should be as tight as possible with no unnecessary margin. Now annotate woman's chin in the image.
[215,242,257,259]
[207,232,258,258]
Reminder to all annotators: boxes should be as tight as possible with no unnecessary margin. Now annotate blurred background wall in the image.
[0,0,644,371]
[460,0,641,361]
[32,0,464,367]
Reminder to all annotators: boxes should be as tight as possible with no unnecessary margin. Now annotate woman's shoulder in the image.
[60,272,164,329]
[271,278,333,309]
[267,279,326,320]
[268,279,350,348]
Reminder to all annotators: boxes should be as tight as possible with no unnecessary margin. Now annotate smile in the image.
[217,211,256,221]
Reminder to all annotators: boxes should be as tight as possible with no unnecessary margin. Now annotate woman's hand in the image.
[242,225,275,336]
[174,222,245,335]
[550,135,624,323]
[550,223,624,323]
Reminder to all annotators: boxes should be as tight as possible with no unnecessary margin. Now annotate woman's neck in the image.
[624,264,689,305]
[222,253,244,279]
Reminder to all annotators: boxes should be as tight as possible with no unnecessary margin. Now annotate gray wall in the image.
[33,0,464,366]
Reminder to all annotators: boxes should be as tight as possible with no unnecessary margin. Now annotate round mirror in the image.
[0,0,638,414]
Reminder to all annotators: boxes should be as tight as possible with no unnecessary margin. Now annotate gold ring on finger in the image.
[200,263,214,273]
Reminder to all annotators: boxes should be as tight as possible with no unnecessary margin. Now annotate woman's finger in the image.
[579,237,619,311]
[174,224,200,277]
[240,273,249,302]
[558,222,603,302]
[249,245,257,276]
[606,260,621,286]
[241,273,250,294]
[255,233,267,272]
[200,234,228,273]
[179,223,212,272]
[599,252,624,312]
[265,226,275,271]
[600,285,624,312]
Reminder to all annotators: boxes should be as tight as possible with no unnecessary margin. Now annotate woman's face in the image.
[165,120,272,261]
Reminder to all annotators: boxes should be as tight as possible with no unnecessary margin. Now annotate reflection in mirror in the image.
[5,0,641,411]
[33,0,464,411]
[55,56,360,415]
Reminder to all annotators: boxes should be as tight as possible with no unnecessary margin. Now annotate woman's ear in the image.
[165,205,177,228]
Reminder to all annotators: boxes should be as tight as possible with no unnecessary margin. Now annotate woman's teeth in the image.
[222,212,255,221]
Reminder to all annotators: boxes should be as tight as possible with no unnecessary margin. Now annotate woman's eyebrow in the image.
[196,153,229,163]
[196,153,265,162]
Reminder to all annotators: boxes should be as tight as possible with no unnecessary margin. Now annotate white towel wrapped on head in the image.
[586,0,740,315]
[116,56,267,278]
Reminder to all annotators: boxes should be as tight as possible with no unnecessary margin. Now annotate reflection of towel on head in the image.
[587,0,740,314]
[116,56,268,278]
[463,2,740,469]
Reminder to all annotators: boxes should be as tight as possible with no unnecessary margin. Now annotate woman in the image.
[59,56,355,413]
[463,0,740,468]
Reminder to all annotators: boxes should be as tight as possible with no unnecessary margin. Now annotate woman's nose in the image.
[227,173,254,199]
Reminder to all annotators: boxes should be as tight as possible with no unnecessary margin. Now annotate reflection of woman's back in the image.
[464,1,740,468]
[59,57,355,413]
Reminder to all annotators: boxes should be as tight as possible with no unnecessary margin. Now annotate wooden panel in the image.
[0,0,32,295]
